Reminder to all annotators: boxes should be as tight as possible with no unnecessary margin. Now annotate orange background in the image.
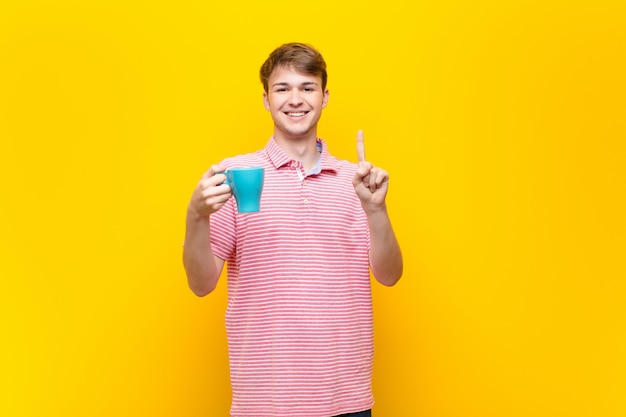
[1,1,625,416]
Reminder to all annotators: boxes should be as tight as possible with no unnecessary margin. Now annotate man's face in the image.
[263,66,329,140]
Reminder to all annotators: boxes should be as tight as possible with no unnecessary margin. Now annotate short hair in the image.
[260,43,328,93]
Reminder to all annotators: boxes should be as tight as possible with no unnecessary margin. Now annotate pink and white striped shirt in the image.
[210,137,373,417]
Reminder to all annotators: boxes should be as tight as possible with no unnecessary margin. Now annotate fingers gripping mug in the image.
[220,167,265,213]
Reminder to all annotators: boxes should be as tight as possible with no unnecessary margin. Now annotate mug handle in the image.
[216,170,230,186]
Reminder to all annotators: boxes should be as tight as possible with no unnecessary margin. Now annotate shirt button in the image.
[304,199,309,204]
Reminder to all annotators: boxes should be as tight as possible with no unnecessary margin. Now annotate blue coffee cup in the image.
[221,167,265,213]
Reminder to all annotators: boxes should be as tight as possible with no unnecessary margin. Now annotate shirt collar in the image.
[265,137,339,173]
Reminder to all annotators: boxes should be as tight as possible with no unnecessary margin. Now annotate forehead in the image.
[268,65,322,86]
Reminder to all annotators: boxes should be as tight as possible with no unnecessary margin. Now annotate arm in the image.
[366,206,403,286]
[352,130,403,286]
[183,165,231,296]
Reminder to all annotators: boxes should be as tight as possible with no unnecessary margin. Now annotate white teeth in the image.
[287,112,306,117]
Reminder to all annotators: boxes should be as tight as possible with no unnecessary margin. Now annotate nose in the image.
[288,89,303,106]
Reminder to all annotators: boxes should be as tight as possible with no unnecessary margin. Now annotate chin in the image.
[278,126,312,139]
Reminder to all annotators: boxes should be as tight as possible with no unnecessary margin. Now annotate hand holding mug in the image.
[189,164,233,218]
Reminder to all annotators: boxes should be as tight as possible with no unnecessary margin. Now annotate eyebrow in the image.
[271,81,319,88]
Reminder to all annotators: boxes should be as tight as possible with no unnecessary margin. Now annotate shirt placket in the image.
[290,160,312,212]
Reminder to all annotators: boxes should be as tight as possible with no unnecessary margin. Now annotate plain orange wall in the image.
[1,1,625,416]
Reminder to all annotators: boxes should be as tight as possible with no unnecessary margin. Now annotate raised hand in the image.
[188,164,232,218]
[352,130,389,211]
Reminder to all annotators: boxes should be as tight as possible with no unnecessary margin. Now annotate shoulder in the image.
[325,154,358,177]
[219,149,267,169]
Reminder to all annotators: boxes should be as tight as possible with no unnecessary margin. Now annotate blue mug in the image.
[221,167,265,213]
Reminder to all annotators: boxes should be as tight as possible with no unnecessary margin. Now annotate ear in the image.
[263,92,270,111]
[322,89,330,108]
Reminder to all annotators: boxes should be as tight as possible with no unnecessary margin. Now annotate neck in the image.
[273,131,320,172]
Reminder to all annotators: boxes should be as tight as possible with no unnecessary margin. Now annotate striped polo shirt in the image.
[210,137,373,417]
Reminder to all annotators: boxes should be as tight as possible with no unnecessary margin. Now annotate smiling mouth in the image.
[285,111,307,117]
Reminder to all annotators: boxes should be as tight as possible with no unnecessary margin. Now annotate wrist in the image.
[187,204,211,223]
[362,203,388,217]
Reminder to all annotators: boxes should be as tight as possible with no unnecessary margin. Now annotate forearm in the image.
[183,208,222,296]
[367,207,403,286]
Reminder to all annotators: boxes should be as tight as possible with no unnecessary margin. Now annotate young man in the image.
[183,43,403,417]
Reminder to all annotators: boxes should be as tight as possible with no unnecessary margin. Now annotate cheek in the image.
[268,97,285,111]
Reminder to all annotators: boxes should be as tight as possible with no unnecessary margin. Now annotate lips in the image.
[285,111,308,117]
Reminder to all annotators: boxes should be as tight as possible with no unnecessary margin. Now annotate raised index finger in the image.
[356,130,366,162]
